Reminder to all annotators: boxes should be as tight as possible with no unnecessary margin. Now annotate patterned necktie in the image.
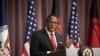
[50,32,56,51]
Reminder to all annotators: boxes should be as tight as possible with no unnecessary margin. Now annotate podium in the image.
[66,48,100,56]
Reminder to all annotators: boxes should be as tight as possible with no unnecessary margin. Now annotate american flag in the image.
[23,0,36,56]
[68,0,80,48]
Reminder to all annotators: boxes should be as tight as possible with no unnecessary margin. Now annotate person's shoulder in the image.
[33,28,45,33]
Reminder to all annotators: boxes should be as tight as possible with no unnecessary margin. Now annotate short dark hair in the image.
[46,14,58,22]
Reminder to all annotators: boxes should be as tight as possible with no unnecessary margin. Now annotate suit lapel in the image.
[55,33,63,49]
[42,29,53,50]
[55,33,60,46]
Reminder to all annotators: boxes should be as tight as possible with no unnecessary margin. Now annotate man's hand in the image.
[66,38,73,48]
[3,48,10,56]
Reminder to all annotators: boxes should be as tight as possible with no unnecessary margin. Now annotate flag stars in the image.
[71,21,74,24]
[31,1,34,4]
[30,6,33,9]
[73,2,76,5]
[71,25,74,28]
[32,12,35,15]
[27,36,29,39]
[74,39,77,43]
[73,2,75,5]
[28,31,31,35]
[73,2,77,6]
[33,28,35,31]
[29,26,32,30]
[75,17,77,20]
[72,16,75,19]
[29,10,32,14]
[75,31,77,34]
[31,17,34,20]
[28,16,30,18]
[70,35,73,37]
[34,24,36,26]
[72,7,75,10]
[75,26,78,29]
[72,11,75,14]
[75,21,78,24]
[30,22,33,25]
[75,35,77,38]
[35,19,36,22]
[71,30,73,33]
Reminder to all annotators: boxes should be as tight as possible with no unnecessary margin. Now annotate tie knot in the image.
[50,32,53,36]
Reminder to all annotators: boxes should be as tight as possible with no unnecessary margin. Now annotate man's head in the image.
[46,15,58,32]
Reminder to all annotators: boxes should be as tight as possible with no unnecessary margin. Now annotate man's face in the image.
[47,16,58,32]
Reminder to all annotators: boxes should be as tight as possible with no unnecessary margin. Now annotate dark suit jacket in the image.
[30,28,66,56]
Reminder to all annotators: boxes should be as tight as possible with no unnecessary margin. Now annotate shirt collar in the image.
[45,27,55,35]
